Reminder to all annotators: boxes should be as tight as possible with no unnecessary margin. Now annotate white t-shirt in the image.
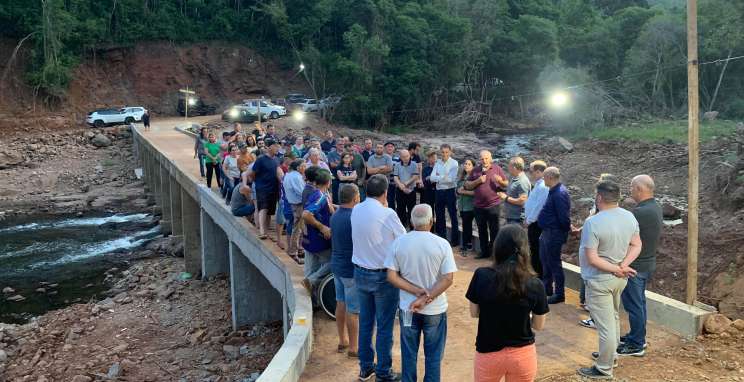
[385,231,458,315]
[224,156,240,178]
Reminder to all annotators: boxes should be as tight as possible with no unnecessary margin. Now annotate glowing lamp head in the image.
[293,110,305,122]
[188,97,197,106]
[229,108,239,118]
[299,63,305,71]
[549,91,569,109]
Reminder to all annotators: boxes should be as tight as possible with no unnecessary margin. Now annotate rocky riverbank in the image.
[0,125,149,220]
[0,238,282,382]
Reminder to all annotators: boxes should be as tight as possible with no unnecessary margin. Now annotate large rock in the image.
[0,151,24,170]
[703,111,719,121]
[732,319,744,331]
[91,134,112,148]
[542,136,574,153]
[2,287,14,294]
[704,313,732,334]
[661,203,682,220]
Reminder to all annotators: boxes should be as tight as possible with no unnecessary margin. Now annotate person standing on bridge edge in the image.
[249,138,283,240]
[282,159,306,264]
[617,175,662,357]
[537,167,571,304]
[203,132,223,190]
[465,150,508,259]
[141,109,150,130]
[498,157,531,225]
[386,204,457,382]
[430,144,459,247]
[577,180,641,380]
[466,225,548,382]
[330,183,361,358]
[194,127,208,178]
[351,174,406,381]
[523,160,549,278]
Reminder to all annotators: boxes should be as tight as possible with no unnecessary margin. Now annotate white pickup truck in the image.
[242,99,287,119]
[86,107,146,128]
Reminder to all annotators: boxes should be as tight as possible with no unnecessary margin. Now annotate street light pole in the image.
[686,0,700,305]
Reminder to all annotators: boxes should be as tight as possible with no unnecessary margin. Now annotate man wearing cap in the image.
[248,138,284,240]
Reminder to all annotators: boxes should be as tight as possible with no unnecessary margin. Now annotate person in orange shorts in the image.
[466,224,550,381]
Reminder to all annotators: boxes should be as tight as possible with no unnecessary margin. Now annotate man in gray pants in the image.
[577,180,642,379]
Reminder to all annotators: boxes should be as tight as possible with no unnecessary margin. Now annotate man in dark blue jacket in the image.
[537,166,571,304]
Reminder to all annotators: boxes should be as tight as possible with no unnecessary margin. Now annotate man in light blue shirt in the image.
[524,160,549,277]
[429,144,459,246]
[282,159,306,259]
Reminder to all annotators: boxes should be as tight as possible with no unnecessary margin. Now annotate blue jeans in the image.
[354,266,399,377]
[400,312,447,382]
[621,271,651,347]
[304,249,331,287]
[198,154,206,177]
[435,188,459,246]
[231,204,255,217]
[540,228,567,297]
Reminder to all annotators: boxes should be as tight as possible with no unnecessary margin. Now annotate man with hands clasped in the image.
[386,204,457,382]
[577,180,642,380]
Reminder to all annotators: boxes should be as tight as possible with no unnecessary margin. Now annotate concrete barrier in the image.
[132,126,313,382]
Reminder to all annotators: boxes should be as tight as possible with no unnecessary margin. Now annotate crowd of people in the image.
[194,122,664,381]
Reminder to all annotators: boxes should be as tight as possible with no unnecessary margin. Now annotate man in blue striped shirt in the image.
[537,167,571,304]
[524,160,549,277]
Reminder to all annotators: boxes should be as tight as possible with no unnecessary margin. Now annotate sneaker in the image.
[358,368,375,381]
[617,343,646,357]
[547,295,565,304]
[591,352,619,367]
[579,318,596,329]
[577,366,613,380]
[376,372,401,381]
[619,336,648,349]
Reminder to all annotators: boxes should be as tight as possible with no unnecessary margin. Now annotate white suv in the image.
[86,107,146,128]
[242,99,287,119]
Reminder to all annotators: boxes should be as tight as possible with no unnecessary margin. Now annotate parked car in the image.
[242,99,287,119]
[177,98,216,116]
[286,93,307,104]
[319,96,342,110]
[298,99,320,112]
[221,105,260,123]
[86,106,146,128]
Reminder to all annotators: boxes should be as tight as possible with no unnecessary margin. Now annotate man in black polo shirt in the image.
[618,174,663,356]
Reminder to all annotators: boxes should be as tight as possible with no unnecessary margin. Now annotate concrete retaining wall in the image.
[132,127,313,382]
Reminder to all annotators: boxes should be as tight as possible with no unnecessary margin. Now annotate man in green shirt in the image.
[618,174,663,357]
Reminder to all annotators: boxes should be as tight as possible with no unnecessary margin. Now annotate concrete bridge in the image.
[132,117,712,381]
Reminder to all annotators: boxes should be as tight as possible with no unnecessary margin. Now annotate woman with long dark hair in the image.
[457,158,476,256]
[466,224,549,382]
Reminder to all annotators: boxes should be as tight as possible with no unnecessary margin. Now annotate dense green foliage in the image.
[1,0,743,129]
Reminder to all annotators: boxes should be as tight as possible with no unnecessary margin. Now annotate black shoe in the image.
[578,366,613,379]
[358,368,375,381]
[617,343,646,357]
[547,295,565,304]
[591,352,618,367]
[619,335,648,349]
[376,372,401,381]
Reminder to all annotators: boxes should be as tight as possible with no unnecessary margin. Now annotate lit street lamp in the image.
[548,90,569,109]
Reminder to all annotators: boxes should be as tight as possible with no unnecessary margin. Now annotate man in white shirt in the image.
[351,174,407,381]
[523,160,549,277]
[429,144,459,246]
[386,204,457,382]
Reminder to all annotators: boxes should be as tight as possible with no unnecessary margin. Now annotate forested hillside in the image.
[1,0,743,128]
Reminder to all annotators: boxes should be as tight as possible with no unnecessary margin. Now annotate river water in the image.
[0,213,160,323]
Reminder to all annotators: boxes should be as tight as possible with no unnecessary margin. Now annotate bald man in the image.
[618,175,663,357]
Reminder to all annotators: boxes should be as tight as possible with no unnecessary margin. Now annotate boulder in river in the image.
[2,287,14,294]
[662,203,682,220]
[6,294,25,302]
[541,136,574,154]
[91,134,112,148]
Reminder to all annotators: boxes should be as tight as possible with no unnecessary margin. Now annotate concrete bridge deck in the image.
[136,117,707,381]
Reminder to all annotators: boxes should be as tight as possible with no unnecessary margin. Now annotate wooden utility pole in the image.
[686,0,700,305]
